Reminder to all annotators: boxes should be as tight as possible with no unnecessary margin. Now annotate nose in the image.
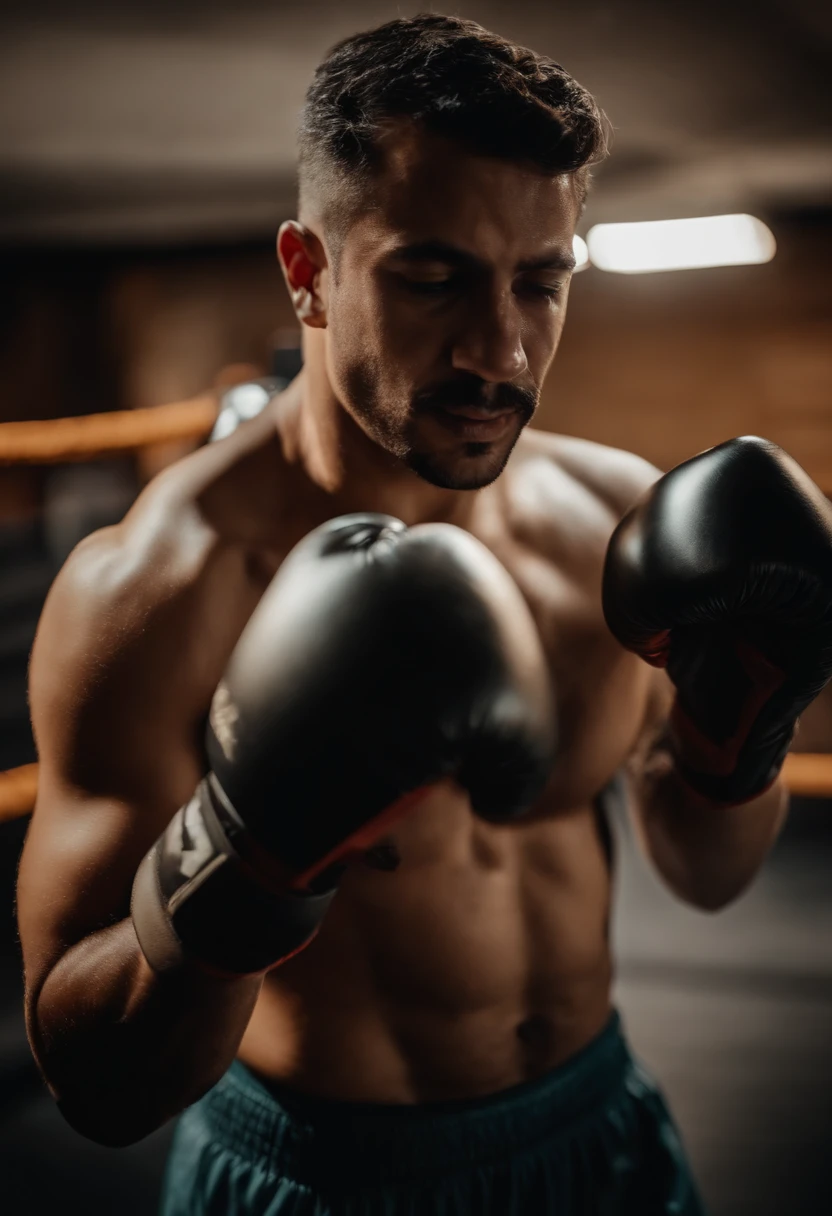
[451,288,528,384]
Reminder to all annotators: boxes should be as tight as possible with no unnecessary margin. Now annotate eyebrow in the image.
[387,240,576,274]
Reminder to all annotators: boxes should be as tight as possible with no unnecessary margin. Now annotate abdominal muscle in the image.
[237,782,614,1103]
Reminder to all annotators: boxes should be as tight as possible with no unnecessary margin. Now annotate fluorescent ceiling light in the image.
[572,234,589,271]
[586,214,776,274]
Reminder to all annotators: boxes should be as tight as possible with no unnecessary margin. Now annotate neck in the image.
[273,328,476,527]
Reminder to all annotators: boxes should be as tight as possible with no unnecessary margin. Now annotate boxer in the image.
[17,14,832,1216]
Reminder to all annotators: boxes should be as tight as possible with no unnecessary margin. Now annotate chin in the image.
[406,440,518,491]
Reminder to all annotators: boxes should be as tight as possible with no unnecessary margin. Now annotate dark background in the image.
[0,3,830,1213]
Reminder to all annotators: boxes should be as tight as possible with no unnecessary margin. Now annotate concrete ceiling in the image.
[1,0,830,244]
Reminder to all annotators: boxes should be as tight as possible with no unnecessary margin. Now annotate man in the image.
[17,14,832,1216]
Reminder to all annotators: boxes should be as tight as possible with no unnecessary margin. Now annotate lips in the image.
[426,404,518,441]
[440,404,516,421]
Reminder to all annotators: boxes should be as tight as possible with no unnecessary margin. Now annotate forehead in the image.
[347,124,581,263]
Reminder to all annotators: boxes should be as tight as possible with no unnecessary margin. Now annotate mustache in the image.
[412,377,537,419]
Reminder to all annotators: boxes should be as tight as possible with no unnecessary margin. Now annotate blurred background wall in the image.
[0,3,830,1214]
[1,1,830,481]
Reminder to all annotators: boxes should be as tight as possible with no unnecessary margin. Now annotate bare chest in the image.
[474,532,650,810]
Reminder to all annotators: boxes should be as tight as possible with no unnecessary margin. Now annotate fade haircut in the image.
[298,13,607,250]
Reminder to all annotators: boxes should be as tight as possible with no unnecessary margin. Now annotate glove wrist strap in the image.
[130,777,337,977]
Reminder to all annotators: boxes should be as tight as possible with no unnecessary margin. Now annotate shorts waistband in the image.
[195,1010,632,1186]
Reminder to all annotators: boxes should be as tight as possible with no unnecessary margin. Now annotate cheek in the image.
[362,275,448,358]
[330,281,418,373]
[322,297,402,422]
[525,297,570,368]
[328,280,377,346]
[325,286,379,386]
[328,275,452,405]
[551,283,572,332]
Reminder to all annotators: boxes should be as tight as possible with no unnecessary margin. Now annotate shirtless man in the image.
[17,15,832,1216]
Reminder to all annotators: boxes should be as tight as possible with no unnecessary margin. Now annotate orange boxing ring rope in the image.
[0,393,218,464]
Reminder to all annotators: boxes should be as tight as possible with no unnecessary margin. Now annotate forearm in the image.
[29,917,262,1146]
[634,745,789,911]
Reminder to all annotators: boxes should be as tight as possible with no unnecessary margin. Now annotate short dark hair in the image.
[298,13,607,239]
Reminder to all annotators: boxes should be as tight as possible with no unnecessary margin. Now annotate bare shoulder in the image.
[35,462,223,674]
[31,406,290,717]
[519,429,661,519]
[55,461,221,612]
[489,430,662,604]
[30,460,257,804]
[500,429,660,557]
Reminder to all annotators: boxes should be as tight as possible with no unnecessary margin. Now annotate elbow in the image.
[666,870,754,913]
[25,1022,161,1147]
[56,1092,169,1147]
[678,887,741,914]
[643,839,759,913]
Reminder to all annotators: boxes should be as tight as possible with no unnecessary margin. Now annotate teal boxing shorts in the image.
[159,1011,706,1215]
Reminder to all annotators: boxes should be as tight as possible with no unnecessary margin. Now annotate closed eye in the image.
[517,280,564,300]
[398,274,565,299]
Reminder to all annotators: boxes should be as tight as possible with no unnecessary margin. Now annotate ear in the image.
[277,221,328,329]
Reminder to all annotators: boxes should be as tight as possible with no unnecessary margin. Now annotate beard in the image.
[403,374,537,489]
[405,433,522,490]
[342,360,538,491]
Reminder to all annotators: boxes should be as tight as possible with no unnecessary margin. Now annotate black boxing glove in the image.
[132,514,555,976]
[603,437,832,805]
